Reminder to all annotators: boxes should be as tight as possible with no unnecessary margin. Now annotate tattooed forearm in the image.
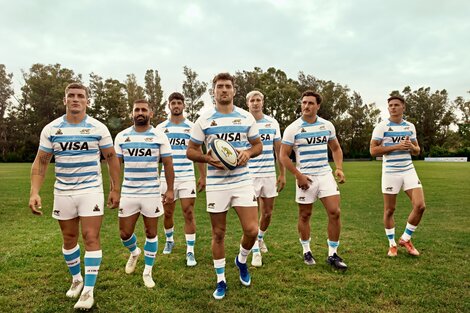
[105,151,116,160]
[31,153,52,176]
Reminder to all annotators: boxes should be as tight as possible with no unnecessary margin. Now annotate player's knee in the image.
[82,230,100,246]
[183,207,195,222]
[384,207,395,217]
[164,209,173,219]
[62,232,78,247]
[145,229,157,239]
[119,229,133,240]
[328,207,341,220]
[212,228,226,243]
[262,209,273,222]
[414,202,426,214]
[299,211,311,222]
[244,225,258,238]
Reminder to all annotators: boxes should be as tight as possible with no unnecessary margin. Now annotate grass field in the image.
[0,162,469,313]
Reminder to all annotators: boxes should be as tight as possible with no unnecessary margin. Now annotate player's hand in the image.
[163,190,174,205]
[107,190,120,209]
[206,150,225,169]
[335,169,346,184]
[296,174,312,190]
[236,149,250,166]
[398,136,412,150]
[276,175,286,192]
[29,194,43,215]
[197,176,206,192]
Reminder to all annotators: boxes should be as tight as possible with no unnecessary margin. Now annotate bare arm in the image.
[101,146,121,208]
[161,155,175,204]
[196,156,206,192]
[29,149,53,215]
[328,138,345,184]
[273,140,286,192]
[280,143,311,190]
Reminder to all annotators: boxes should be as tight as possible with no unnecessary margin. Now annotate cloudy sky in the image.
[1,0,469,116]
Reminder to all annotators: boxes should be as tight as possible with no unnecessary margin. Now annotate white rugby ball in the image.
[210,138,238,170]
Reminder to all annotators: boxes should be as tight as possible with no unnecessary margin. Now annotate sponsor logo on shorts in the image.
[155,207,160,213]
[145,137,154,142]
[232,119,242,125]
[125,137,131,142]
[208,203,215,210]
[191,189,195,194]
[53,209,60,216]
[93,204,100,212]
[253,195,256,201]
[298,196,305,201]
[80,129,90,134]
[55,129,63,135]
[385,187,393,192]
[211,120,217,126]
[119,208,123,214]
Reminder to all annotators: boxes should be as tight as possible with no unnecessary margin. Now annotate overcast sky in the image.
[1,0,469,116]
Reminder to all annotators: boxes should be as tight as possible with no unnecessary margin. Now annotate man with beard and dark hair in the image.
[156,92,205,266]
[114,99,175,288]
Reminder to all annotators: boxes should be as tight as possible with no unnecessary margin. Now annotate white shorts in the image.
[296,173,340,204]
[382,169,423,194]
[252,176,278,198]
[118,196,164,218]
[53,192,104,220]
[206,185,258,213]
[161,180,197,200]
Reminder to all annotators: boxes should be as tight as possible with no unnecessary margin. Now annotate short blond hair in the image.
[246,90,264,101]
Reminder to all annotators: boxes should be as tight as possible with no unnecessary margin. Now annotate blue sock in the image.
[144,236,158,274]
[122,233,139,255]
[62,244,82,282]
[83,250,102,294]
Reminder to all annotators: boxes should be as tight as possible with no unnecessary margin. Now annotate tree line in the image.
[0,63,468,162]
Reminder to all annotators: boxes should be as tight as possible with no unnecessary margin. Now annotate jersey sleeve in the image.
[114,133,123,158]
[247,115,260,141]
[189,118,205,145]
[274,120,281,142]
[39,125,53,153]
[409,123,417,141]
[371,124,384,141]
[98,124,113,149]
[282,124,295,146]
[159,131,173,158]
[327,121,337,141]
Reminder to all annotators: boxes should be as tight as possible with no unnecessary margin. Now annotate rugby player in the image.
[280,90,348,270]
[28,83,121,310]
[156,92,205,266]
[114,99,174,288]
[370,95,426,257]
[246,90,286,267]
[186,73,262,299]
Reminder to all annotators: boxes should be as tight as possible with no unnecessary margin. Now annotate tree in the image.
[182,66,208,122]
[125,74,145,112]
[0,64,14,160]
[144,69,166,125]
[454,92,470,148]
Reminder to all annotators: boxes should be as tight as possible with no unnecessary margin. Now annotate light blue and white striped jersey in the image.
[190,106,260,191]
[371,119,417,173]
[39,115,113,195]
[156,119,195,182]
[114,126,172,197]
[282,116,335,176]
[248,115,281,178]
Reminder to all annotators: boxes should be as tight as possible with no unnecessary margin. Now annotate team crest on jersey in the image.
[301,128,306,133]
[211,120,218,126]
[388,127,393,131]
[404,126,410,130]
[93,204,100,212]
[265,123,271,128]
[125,137,131,142]
[145,137,154,142]
[208,203,215,210]
[80,129,91,134]
[320,125,326,130]
[184,129,191,133]
[232,119,242,125]
[53,209,60,216]
[164,128,169,133]
[55,129,63,135]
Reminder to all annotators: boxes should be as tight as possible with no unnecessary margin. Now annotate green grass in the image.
[0,162,469,312]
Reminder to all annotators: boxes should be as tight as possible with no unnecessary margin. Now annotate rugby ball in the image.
[209,138,238,170]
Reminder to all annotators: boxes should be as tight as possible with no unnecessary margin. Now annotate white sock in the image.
[299,238,311,254]
[185,233,196,254]
[213,258,226,283]
[252,239,260,254]
[237,245,250,263]
[402,223,417,241]
[385,228,397,247]
[327,239,339,257]
[165,227,174,242]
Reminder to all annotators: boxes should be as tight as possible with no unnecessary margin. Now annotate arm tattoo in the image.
[32,153,52,176]
[105,151,116,160]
